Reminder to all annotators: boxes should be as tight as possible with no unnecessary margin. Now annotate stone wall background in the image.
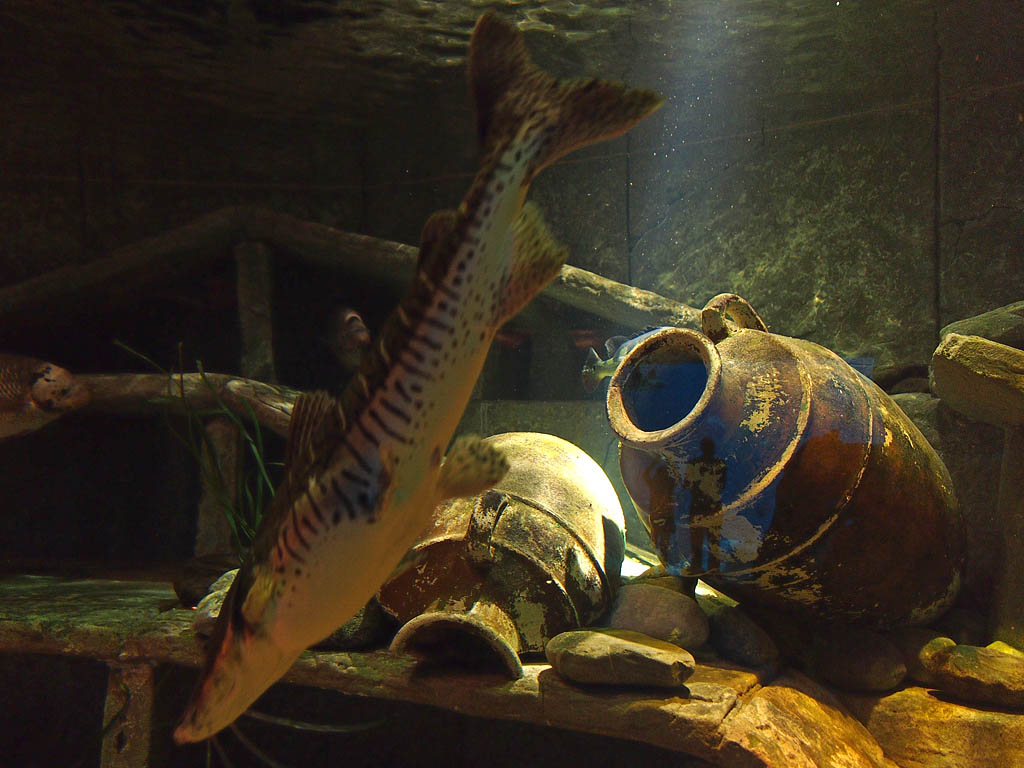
[2,0,1021,378]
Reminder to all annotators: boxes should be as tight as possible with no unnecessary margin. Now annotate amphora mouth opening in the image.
[607,328,721,449]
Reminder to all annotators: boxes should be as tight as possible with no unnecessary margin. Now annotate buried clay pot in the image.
[608,294,964,628]
[378,432,625,677]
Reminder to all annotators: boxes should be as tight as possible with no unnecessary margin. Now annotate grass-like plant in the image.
[115,341,279,562]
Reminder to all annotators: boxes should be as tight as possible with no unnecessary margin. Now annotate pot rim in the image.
[606,327,721,450]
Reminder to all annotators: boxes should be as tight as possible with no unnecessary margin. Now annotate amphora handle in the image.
[701,293,768,342]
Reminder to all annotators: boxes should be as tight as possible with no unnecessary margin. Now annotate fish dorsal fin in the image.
[605,336,629,357]
[416,209,462,288]
[496,202,568,324]
[468,12,663,180]
[283,390,342,488]
[252,391,341,563]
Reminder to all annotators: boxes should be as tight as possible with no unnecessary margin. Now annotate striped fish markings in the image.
[174,11,662,744]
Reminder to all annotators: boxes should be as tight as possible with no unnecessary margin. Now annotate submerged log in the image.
[0,206,698,332]
[79,372,297,437]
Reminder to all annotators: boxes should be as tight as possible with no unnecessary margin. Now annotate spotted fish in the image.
[173,11,662,743]
[0,354,90,440]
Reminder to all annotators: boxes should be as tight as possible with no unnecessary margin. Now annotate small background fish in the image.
[581,329,667,393]
[326,306,371,373]
[0,354,91,440]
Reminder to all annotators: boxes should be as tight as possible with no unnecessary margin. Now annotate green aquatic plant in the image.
[114,341,279,561]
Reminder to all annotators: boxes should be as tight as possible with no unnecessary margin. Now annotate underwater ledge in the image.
[5,574,1021,767]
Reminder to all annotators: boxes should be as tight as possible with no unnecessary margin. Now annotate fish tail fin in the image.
[496,202,567,323]
[468,12,663,181]
[581,347,601,393]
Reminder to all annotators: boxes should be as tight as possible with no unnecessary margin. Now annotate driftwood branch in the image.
[548,264,700,329]
[0,206,698,331]
[79,372,298,437]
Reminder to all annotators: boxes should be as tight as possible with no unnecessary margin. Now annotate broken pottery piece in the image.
[921,642,1024,710]
[379,432,625,678]
[545,628,696,688]
[608,582,709,650]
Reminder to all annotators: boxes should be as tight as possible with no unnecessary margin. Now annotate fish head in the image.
[332,307,371,353]
[327,306,372,372]
[581,347,603,393]
[173,568,297,744]
[29,363,90,412]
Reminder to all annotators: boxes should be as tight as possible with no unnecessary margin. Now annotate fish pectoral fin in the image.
[240,565,277,626]
[435,435,510,501]
[496,202,568,324]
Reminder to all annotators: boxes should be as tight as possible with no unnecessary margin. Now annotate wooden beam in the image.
[100,663,155,768]
[0,206,698,332]
[78,372,297,437]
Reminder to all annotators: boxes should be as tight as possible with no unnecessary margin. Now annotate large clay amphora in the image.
[608,294,964,628]
[379,432,625,677]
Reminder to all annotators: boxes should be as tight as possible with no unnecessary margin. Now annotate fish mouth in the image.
[174,623,300,744]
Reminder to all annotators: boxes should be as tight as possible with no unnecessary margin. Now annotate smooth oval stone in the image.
[922,643,1024,709]
[630,565,698,597]
[932,606,988,646]
[810,627,907,692]
[608,582,709,649]
[697,593,779,670]
[988,640,1024,659]
[545,628,696,688]
[193,568,239,638]
[886,627,954,685]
